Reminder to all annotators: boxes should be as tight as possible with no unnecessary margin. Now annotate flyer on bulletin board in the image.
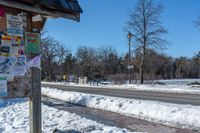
[0,77,7,97]
[0,55,17,74]
[25,32,41,54]
[6,14,23,37]
[12,55,26,76]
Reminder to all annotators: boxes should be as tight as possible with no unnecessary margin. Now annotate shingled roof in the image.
[0,0,83,21]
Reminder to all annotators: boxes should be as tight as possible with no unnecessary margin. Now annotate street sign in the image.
[127,65,134,69]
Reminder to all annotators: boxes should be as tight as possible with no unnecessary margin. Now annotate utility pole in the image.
[127,32,133,84]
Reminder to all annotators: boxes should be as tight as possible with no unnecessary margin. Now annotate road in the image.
[42,83,200,105]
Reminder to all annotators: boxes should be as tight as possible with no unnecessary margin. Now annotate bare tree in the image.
[194,16,200,28]
[98,46,119,79]
[75,46,98,80]
[41,36,69,81]
[126,0,168,84]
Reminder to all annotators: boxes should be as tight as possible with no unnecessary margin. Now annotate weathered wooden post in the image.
[30,67,41,133]
[0,1,82,133]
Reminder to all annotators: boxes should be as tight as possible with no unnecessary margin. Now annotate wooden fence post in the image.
[29,67,41,133]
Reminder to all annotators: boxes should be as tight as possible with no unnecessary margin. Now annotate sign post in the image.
[29,67,41,133]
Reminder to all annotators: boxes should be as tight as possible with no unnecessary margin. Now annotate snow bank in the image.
[0,99,134,133]
[117,83,200,94]
[42,87,200,130]
[42,79,200,94]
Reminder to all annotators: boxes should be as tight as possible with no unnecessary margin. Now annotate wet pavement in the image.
[42,97,200,133]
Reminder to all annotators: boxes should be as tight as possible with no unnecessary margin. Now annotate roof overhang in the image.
[0,0,82,22]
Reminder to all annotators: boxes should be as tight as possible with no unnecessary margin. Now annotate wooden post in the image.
[29,67,41,133]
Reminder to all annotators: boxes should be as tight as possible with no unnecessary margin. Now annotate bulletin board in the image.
[0,7,41,98]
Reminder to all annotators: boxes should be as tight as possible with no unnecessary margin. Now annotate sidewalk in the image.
[43,96,199,133]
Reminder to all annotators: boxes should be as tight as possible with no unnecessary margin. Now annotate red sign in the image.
[0,7,5,17]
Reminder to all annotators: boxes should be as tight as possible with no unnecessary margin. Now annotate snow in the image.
[42,87,200,131]
[42,79,200,94]
[0,98,136,133]
[116,82,200,94]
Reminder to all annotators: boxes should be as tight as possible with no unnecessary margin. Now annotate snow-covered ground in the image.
[42,79,200,94]
[2,79,200,133]
[42,87,200,131]
[0,98,135,133]
[115,79,200,94]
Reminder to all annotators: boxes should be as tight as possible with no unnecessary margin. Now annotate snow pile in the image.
[158,79,200,85]
[42,87,200,130]
[117,79,200,94]
[117,83,200,94]
[42,79,200,94]
[0,99,134,133]
[42,81,76,86]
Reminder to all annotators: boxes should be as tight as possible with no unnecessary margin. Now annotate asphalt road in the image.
[42,83,200,106]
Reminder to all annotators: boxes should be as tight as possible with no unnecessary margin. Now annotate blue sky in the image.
[45,0,200,58]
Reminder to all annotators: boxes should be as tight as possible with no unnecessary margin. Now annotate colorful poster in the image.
[25,32,40,54]
[0,77,7,97]
[6,14,23,37]
[1,35,22,47]
[1,35,12,46]
[1,35,24,55]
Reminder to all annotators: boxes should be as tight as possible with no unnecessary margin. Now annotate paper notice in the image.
[6,14,23,37]
[12,55,26,76]
[0,77,7,97]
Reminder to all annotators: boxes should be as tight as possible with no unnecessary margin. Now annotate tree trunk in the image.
[140,55,144,84]
[140,46,146,84]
